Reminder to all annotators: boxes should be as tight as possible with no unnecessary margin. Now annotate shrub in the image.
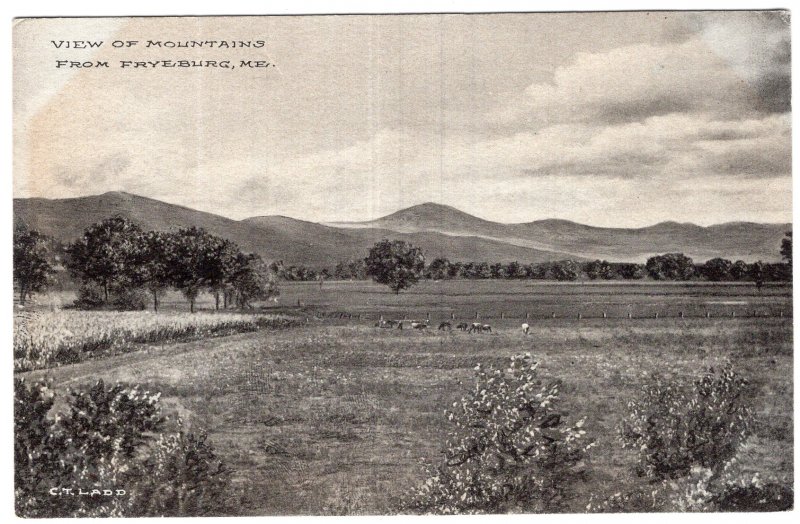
[110,286,147,311]
[669,459,793,512]
[403,353,594,514]
[73,283,106,309]
[620,364,753,480]
[14,378,231,518]
[127,430,231,516]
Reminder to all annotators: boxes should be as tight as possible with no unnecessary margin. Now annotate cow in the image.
[411,320,429,330]
[438,321,452,331]
[456,322,469,331]
[481,324,492,333]
[521,323,530,335]
[375,319,397,328]
[468,322,483,334]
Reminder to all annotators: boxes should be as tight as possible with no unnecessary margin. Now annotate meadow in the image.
[15,280,793,514]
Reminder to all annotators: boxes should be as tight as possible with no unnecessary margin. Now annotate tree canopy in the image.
[364,239,425,294]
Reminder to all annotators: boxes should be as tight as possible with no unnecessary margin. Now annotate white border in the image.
[1,2,795,523]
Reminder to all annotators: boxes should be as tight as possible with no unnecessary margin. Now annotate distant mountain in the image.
[14,193,789,265]
[13,192,575,267]
[331,202,790,263]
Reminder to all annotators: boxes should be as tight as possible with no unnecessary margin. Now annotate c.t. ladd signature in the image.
[49,487,126,497]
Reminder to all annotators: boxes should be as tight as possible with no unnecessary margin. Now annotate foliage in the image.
[730,260,749,280]
[615,262,646,280]
[14,378,232,517]
[15,378,163,517]
[645,253,695,280]
[426,258,453,280]
[131,230,174,311]
[780,231,791,265]
[668,459,793,512]
[13,229,56,304]
[584,259,614,280]
[702,258,733,281]
[128,430,231,516]
[73,283,107,309]
[364,239,426,294]
[549,260,579,281]
[165,227,216,312]
[619,365,753,480]
[110,286,148,311]
[230,253,279,308]
[65,215,143,302]
[403,354,594,514]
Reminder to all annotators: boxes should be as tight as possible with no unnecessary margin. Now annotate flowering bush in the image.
[403,353,594,514]
[126,430,231,516]
[620,364,753,480]
[669,459,793,512]
[14,378,231,517]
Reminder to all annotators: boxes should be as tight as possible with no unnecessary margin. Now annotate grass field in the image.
[16,280,793,515]
[279,280,792,320]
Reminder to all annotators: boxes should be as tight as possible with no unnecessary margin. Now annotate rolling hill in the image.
[331,202,791,263]
[13,192,574,267]
[13,192,790,266]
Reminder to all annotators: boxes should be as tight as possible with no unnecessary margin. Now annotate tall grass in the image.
[14,310,298,372]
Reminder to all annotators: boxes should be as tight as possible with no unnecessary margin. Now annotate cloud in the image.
[499,14,790,128]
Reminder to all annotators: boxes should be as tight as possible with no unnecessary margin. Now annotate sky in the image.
[12,12,792,226]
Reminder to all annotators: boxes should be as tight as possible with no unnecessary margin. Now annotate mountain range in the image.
[13,191,790,267]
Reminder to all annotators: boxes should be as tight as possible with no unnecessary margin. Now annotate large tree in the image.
[702,258,733,282]
[166,227,217,312]
[203,236,239,310]
[645,253,695,281]
[65,216,143,302]
[229,253,279,308]
[364,239,425,294]
[781,231,792,266]
[130,230,174,312]
[426,258,452,280]
[13,230,56,305]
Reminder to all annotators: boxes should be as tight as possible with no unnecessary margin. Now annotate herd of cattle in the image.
[372,319,534,334]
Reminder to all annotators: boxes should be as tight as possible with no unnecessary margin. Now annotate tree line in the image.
[268,253,791,284]
[14,222,792,304]
[14,216,278,311]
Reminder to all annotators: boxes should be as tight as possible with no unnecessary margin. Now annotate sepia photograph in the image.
[10,9,793,517]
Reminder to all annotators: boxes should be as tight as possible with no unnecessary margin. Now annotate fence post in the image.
[501,312,505,319]
[451,312,455,320]
[602,311,607,319]
[627,312,632,319]
[526,312,530,320]
[679,311,684,319]
[706,311,711,318]
[426,312,430,321]
[551,312,556,319]
[578,312,582,320]
[780,310,784,318]
[475,311,479,320]
[380,314,384,321]
[731,311,735,318]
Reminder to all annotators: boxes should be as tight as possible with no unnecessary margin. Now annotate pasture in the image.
[16,280,794,514]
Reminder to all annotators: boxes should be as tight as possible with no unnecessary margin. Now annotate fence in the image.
[297,306,792,323]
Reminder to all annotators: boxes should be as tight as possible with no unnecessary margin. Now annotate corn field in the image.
[13,310,297,372]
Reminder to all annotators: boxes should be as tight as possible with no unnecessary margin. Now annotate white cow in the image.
[521,323,530,335]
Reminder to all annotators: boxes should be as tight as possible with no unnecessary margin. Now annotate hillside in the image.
[332,202,790,263]
[14,192,575,267]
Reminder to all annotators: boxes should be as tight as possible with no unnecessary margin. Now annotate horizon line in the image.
[13,189,793,230]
